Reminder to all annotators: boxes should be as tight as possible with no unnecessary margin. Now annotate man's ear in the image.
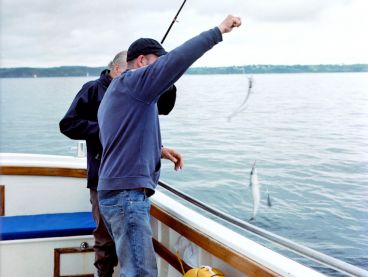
[137,55,146,67]
[113,64,120,73]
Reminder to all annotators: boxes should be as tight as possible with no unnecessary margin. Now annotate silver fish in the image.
[227,76,254,122]
[249,160,260,221]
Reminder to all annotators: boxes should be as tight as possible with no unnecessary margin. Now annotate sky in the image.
[1,0,367,67]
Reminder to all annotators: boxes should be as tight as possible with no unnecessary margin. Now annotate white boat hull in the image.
[0,153,326,277]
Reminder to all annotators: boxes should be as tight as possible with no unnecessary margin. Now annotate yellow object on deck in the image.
[176,250,224,276]
[184,266,224,277]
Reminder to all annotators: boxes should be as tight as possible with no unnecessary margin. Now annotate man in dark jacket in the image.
[59,50,177,277]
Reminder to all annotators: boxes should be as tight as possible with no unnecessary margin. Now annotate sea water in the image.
[1,73,367,275]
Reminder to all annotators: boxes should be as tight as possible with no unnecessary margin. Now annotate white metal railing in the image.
[158,180,368,277]
[76,141,86,158]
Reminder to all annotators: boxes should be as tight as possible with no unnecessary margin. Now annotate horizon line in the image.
[1,63,368,69]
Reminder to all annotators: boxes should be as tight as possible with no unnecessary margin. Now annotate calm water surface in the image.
[1,73,367,275]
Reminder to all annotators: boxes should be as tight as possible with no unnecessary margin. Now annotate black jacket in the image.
[59,69,176,189]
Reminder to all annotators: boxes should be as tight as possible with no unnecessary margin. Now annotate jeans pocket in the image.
[127,197,150,217]
[99,203,125,228]
[98,191,124,219]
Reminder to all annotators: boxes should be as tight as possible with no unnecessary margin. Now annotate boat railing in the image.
[158,180,368,277]
[77,141,87,158]
[1,152,366,277]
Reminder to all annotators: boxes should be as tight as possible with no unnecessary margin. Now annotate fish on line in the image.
[227,76,254,122]
[248,160,272,221]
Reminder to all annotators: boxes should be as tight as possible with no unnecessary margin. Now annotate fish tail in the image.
[267,194,272,207]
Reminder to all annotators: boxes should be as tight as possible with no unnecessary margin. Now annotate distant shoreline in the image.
[0,64,367,78]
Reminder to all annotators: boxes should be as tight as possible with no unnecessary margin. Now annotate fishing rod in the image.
[161,0,188,44]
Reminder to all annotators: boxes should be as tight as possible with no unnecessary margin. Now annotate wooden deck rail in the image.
[1,165,279,277]
[54,246,94,277]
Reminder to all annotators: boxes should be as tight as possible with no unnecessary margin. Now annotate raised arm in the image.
[126,15,242,103]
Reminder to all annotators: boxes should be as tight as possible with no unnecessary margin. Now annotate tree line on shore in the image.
[0,64,367,78]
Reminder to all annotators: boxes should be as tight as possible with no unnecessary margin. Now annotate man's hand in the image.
[218,15,242,34]
[161,147,184,171]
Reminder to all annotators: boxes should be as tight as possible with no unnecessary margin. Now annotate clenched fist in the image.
[218,15,242,34]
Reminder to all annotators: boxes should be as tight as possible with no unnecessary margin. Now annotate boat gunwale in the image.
[0,163,281,276]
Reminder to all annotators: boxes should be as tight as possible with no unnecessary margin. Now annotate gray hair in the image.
[108,51,127,69]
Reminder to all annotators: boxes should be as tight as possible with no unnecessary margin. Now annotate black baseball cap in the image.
[127,38,167,62]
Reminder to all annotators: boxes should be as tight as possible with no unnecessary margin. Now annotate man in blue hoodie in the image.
[59,51,177,277]
[97,15,241,276]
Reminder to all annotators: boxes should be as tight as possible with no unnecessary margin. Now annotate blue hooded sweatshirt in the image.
[97,27,222,193]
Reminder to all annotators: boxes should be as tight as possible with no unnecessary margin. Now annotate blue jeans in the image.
[98,189,157,277]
